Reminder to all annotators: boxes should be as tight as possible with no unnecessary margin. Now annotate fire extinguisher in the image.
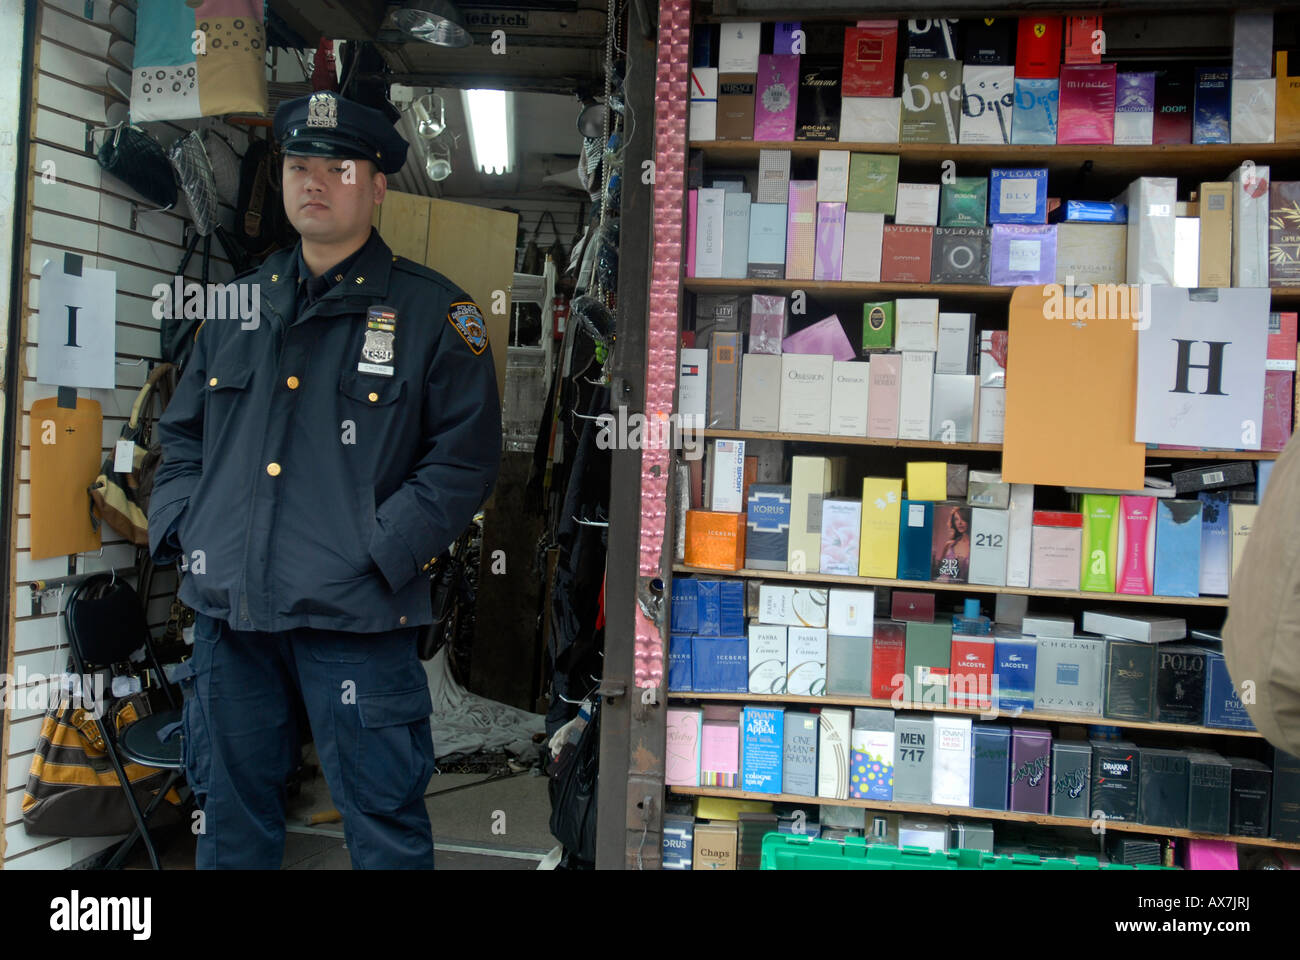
[552,292,569,341]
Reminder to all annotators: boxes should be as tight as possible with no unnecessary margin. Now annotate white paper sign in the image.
[37,259,116,390]
[1134,287,1270,449]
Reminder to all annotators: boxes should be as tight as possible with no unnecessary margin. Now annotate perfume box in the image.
[931,374,977,443]
[671,577,698,633]
[778,353,833,435]
[785,180,818,280]
[849,708,895,800]
[895,183,941,226]
[718,21,760,73]
[1031,511,1083,591]
[828,588,873,637]
[1174,215,1201,287]
[950,634,995,710]
[717,73,757,140]
[1034,636,1104,716]
[1154,67,1193,144]
[1155,644,1209,725]
[842,21,898,98]
[847,153,900,216]
[1193,67,1231,144]
[1279,51,1300,143]
[1263,369,1294,451]
[817,149,850,203]
[842,212,885,282]
[900,59,963,144]
[1173,461,1255,495]
[905,620,952,706]
[866,353,901,439]
[787,455,839,574]
[694,187,726,278]
[1015,16,1062,79]
[1198,491,1231,596]
[977,385,1004,444]
[1058,64,1117,144]
[1231,77,1275,144]
[1054,223,1127,285]
[991,225,1057,285]
[1231,503,1258,579]
[1081,610,1186,643]
[895,298,940,352]
[817,707,852,799]
[754,55,799,141]
[787,626,828,696]
[899,818,948,852]
[1065,16,1101,66]
[684,511,746,571]
[861,300,894,350]
[1009,726,1052,814]
[859,477,903,579]
[964,18,1013,66]
[1115,495,1155,596]
[783,711,819,798]
[747,202,787,279]
[931,503,972,584]
[689,67,718,141]
[940,178,989,227]
[745,483,791,571]
[1140,748,1189,828]
[692,821,737,869]
[795,60,841,141]
[1187,751,1232,834]
[692,635,748,693]
[891,590,935,622]
[932,716,973,807]
[881,226,934,282]
[1228,757,1272,837]
[930,228,987,283]
[1051,740,1093,819]
[829,360,870,438]
[907,461,947,501]
[898,351,935,441]
[979,330,1007,389]
[893,714,934,804]
[758,583,829,628]
[1271,747,1300,842]
[1230,163,1270,288]
[783,313,854,362]
[757,148,791,203]
[871,620,908,701]
[909,19,961,60]
[678,347,708,430]
[741,706,785,793]
[737,812,778,869]
[827,635,872,697]
[707,331,741,429]
[1233,10,1273,79]
[1057,199,1127,223]
[820,498,862,575]
[667,636,692,692]
[936,312,975,374]
[748,624,787,695]
[1091,740,1141,821]
[1023,615,1073,639]
[897,500,934,581]
[990,167,1049,224]
[968,507,1010,587]
[1153,499,1201,598]
[971,724,1012,810]
[994,633,1037,713]
[813,202,846,281]
[958,66,1015,144]
[1204,651,1256,731]
[748,294,786,356]
[994,596,1026,628]
[709,438,746,513]
[840,97,901,142]
[1010,78,1059,144]
[662,816,694,869]
[1103,639,1156,721]
[966,470,1009,509]
[1270,181,1300,286]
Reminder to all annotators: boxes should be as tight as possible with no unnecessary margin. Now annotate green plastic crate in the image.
[760,834,1176,870]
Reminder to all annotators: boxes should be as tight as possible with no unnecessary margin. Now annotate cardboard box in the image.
[827,635,872,698]
[1196,181,1233,287]
[893,714,934,804]
[829,360,870,437]
[1231,77,1275,144]
[693,636,748,693]
[905,621,952,706]
[1050,740,1093,818]
[871,621,907,701]
[968,507,1010,586]
[1103,639,1156,721]
[778,353,833,435]
[1117,176,1177,286]
[1034,637,1104,716]
[977,386,1005,444]
[971,723,1011,810]
[881,225,934,282]
[843,21,899,97]
[860,300,894,351]
[840,96,901,142]
[828,588,874,638]
[1091,740,1141,821]
[897,500,934,581]
[707,331,742,429]
[820,498,862,575]
[866,353,901,438]
[757,148,791,204]
[1228,757,1272,837]
[814,202,847,281]
[859,477,903,577]
[758,583,829,628]
[1011,78,1060,144]
[1229,163,1271,287]
[931,227,991,284]
[990,224,1057,285]
[738,353,782,432]
[1140,748,1190,828]
[895,298,940,352]
[816,150,853,203]
[748,624,787,695]
[745,484,792,571]
[958,67,1014,144]
[721,191,752,279]
[1155,644,1209,725]
[795,60,842,141]
[1081,610,1186,644]
[900,59,962,143]
[849,708,895,800]
[1188,751,1232,834]
[817,708,853,799]
[1030,511,1083,590]
[717,73,757,141]
[782,712,819,797]
[684,511,746,571]
[847,153,900,215]
[692,821,738,870]
[1023,614,1074,639]
[1009,726,1052,814]
[895,183,941,225]
[932,716,973,806]
[1055,222,1127,285]
[936,313,974,375]
[967,470,1010,509]
[755,55,799,141]
[842,212,884,282]
[741,706,785,794]
[788,627,828,696]
[898,351,935,441]
[1114,71,1155,145]
[990,168,1049,224]
[689,68,719,141]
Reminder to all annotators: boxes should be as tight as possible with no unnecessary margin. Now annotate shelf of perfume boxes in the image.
[682,276,1300,305]
[663,690,1263,741]
[666,785,1300,852]
[688,140,1300,181]
[670,563,1230,608]
[698,428,1282,461]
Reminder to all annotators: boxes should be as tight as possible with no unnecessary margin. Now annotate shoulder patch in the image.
[447,300,489,355]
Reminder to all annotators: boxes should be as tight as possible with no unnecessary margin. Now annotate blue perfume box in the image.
[696,580,721,636]
[669,634,693,692]
[1204,652,1256,730]
[994,633,1037,712]
[1193,67,1230,144]
[1062,200,1127,223]
[663,815,694,870]
[719,580,745,635]
[1198,492,1231,596]
[1258,460,1275,503]
[1154,500,1201,598]
[692,635,748,692]
[746,483,793,570]
[783,711,819,797]
[897,500,934,580]
[1010,78,1058,145]
[971,723,1011,811]
[742,706,785,794]
[671,578,698,633]
[989,167,1049,224]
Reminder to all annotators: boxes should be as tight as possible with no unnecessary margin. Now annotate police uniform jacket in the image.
[147,229,502,633]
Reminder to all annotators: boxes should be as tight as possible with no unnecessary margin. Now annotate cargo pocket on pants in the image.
[354,685,435,815]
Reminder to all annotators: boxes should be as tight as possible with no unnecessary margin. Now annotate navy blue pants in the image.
[177,612,437,869]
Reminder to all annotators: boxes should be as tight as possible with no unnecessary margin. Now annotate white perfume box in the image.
[841,212,885,282]
[1174,216,1200,288]
[748,624,788,694]
[679,347,709,429]
[895,298,940,352]
[779,353,834,434]
[1231,77,1275,144]
[788,627,829,696]
[689,68,718,141]
[1022,614,1074,638]
[968,507,1010,586]
[695,187,726,278]
[977,384,1005,443]
[718,21,761,73]
[931,716,973,807]
[930,373,977,442]
[817,150,851,203]
[1230,163,1270,287]
[1117,176,1176,286]
[739,353,783,432]
[828,588,875,638]
[1005,483,1034,588]
[895,183,941,226]
[840,97,901,143]
[935,312,974,374]
[757,149,792,203]
[818,708,853,799]
[759,584,829,628]
[897,350,935,441]
[709,438,746,513]
[830,360,870,437]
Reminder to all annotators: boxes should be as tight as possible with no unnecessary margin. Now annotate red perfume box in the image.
[1015,16,1062,79]
[1058,64,1116,144]
[881,225,934,282]
[870,620,908,701]
[842,21,898,97]
[891,590,936,622]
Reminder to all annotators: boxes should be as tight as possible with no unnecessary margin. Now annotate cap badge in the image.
[307,92,338,129]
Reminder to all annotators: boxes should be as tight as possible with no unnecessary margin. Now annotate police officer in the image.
[148,91,502,869]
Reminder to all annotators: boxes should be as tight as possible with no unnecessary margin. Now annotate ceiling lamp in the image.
[461,89,514,176]
[393,0,473,48]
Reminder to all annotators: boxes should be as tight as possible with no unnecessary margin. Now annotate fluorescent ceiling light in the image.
[394,0,473,48]
[461,89,514,176]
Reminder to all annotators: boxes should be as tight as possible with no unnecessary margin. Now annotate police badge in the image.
[358,307,398,376]
[306,92,338,129]
[447,301,489,355]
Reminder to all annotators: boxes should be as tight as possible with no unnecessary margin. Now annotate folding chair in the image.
[63,573,188,869]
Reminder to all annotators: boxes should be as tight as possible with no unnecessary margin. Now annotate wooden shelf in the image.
[665,691,1262,739]
[701,428,1280,461]
[668,785,1300,851]
[671,563,1231,608]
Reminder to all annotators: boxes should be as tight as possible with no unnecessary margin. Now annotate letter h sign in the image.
[1169,339,1229,395]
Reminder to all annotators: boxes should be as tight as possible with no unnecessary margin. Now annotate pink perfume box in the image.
[867,353,902,438]
[782,313,855,361]
[755,54,799,141]
[749,294,787,355]
[687,189,698,277]
[1116,495,1154,595]
[1186,838,1237,870]
[1058,64,1117,144]
[785,180,818,280]
[814,202,847,281]
[1030,511,1083,590]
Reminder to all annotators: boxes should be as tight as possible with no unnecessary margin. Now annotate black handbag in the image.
[96,123,177,210]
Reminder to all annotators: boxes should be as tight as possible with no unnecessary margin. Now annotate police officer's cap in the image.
[274,91,409,176]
